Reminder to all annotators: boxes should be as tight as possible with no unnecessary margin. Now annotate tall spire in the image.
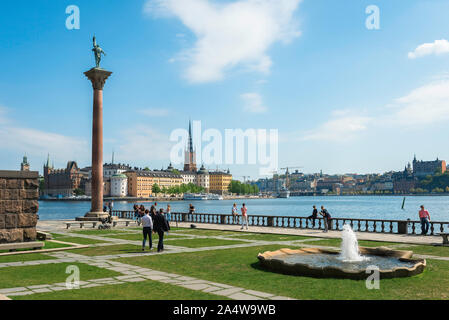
[46,153,50,168]
[188,119,194,153]
[112,150,115,164]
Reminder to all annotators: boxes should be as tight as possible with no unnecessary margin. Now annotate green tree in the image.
[152,183,161,195]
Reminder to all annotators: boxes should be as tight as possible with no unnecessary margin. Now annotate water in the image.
[339,224,367,262]
[37,195,449,221]
[283,253,415,272]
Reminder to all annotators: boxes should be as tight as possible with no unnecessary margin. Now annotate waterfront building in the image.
[393,164,416,193]
[209,170,232,195]
[20,155,30,171]
[413,155,446,177]
[42,156,81,197]
[125,170,183,198]
[110,173,128,197]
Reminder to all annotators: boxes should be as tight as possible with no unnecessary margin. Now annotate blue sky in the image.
[1,0,449,180]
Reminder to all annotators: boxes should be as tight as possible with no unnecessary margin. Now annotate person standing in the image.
[108,200,114,215]
[189,203,195,222]
[166,204,172,222]
[153,208,170,252]
[419,205,431,235]
[141,210,153,251]
[150,205,157,220]
[320,206,332,233]
[232,203,238,224]
[307,205,318,228]
[241,203,249,230]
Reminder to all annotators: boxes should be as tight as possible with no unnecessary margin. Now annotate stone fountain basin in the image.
[257,247,426,280]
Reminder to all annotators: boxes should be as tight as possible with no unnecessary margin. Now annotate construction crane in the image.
[280,166,303,189]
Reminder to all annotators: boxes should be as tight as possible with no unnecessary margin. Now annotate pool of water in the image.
[282,253,417,272]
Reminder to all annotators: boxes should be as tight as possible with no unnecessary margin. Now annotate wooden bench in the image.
[438,233,449,245]
[66,222,97,229]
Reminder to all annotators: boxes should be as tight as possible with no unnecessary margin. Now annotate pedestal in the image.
[77,68,112,222]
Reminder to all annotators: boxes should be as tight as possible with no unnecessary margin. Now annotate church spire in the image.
[188,119,194,153]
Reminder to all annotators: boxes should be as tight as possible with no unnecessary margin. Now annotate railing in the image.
[111,210,449,235]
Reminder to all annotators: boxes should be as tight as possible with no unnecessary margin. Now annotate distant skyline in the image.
[1,0,449,180]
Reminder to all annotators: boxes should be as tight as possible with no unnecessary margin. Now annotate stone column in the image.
[80,68,112,221]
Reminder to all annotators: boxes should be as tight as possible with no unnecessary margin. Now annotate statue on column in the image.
[92,36,106,68]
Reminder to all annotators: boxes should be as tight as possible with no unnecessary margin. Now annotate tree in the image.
[73,188,85,196]
[152,183,161,195]
[144,167,151,171]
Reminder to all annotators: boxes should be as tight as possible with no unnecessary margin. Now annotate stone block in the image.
[23,228,37,241]
[17,213,38,228]
[24,179,39,190]
[5,200,22,214]
[5,214,18,229]
[22,200,38,214]
[0,215,4,229]
[6,179,23,189]
[4,189,19,200]
[20,189,39,200]
[0,201,4,214]
[0,229,23,243]
[0,178,6,189]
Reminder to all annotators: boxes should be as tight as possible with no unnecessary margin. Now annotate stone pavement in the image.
[1,219,446,300]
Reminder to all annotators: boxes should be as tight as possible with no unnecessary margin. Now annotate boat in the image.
[277,187,290,198]
[206,194,223,200]
[183,193,208,200]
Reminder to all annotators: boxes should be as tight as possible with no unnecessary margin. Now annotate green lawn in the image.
[71,229,136,236]
[51,235,110,245]
[0,241,71,254]
[0,263,121,289]
[398,245,449,257]
[0,253,55,264]
[71,244,143,256]
[171,228,248,237]
[115,244,449,300]
[165,238,248,248]
[106,232,185,241]
[12,279,230,300]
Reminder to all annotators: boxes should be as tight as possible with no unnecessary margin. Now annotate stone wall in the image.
[0,171,39,243]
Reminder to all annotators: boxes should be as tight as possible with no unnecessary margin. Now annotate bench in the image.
[66,222,97,229]
[0,241,44,252]
[438,233,449,245]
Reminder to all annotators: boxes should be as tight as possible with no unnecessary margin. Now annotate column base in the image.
[75,212,110,222]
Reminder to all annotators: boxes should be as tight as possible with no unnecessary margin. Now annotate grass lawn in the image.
[71,244,142,256]
[71,229,136,236]
[0,253,55,264]
[12,279,230,300]
[232,233,312,242]
[0,241,71,254]
[301,238,402,248]
[51,235,111,245]
[165,238,248,248]
[0,263,121,289]
[171,228,248,237]
[106,232,185,241]
[398,245,449,257]
[115,244,449,300]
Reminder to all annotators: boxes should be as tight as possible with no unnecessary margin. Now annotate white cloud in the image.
[118,126,174,162]
[408,39,449,59]
[241,92,268,113]
[138,108,171,117]
[144,0,302,83]
[301,116,372,142]
[388,80,449,125]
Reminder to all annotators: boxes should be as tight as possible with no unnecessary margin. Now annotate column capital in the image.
[84,67,113,90]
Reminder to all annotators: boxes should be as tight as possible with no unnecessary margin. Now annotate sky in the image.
[1,0,449,180]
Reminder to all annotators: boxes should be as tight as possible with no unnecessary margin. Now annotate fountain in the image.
[258,224,426,280]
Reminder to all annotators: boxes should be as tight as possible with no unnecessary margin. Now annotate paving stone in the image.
[27,284,51,289]
[122,277,146,282]
[211,287,244,296]
[176,276,196,281]
[115,275,142,280]
[81,283,102,288]
[32,288,53,293]
[0,287,28,294]
[6,291,34,296]
[228,292,262,300]
[88,278,115,283]
[243,290,274,298]
[206,282,234,289]
[142,275,170,281]
[270,296,296,300]
[180,283,211,291]
[50,286,70,291]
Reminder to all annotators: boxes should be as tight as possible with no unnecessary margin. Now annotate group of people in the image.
[133,203,171,252]
[231,203,249,230]
[307,205,332,232]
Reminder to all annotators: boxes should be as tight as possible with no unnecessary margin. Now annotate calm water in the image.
[38,196,449,222]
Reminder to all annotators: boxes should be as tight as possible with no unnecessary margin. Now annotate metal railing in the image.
[111,210,449,235]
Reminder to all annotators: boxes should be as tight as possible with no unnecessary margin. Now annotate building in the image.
[20,155,30,171]
[209,170,232,195]
[126,170,183,198]
[393,164,416,193]
[42,156,81,197]
[413,155,446,177]
[110,174,128,197]
[183,121,197,172]
[82,162,132,197]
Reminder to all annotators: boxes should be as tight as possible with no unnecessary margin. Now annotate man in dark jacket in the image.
[153,208,170,252]
[320,206,332,233]
[307,205,318,228]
